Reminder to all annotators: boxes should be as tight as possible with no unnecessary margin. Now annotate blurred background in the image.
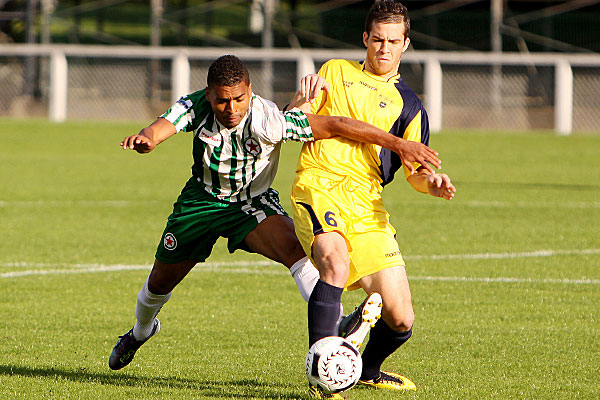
[1,0,599,133]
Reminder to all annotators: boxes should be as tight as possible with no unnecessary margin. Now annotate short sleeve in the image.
[161,97,194,133]
[160,89,210,134]
[251,96,314,144]
[280,108,314,142]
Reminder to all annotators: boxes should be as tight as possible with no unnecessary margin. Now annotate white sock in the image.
[289,256,320,303]
[133,277,171,341]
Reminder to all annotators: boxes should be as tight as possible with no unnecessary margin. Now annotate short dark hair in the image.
[364,0,410,38]
[207,55,250,88]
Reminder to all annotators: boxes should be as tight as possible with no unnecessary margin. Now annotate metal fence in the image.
[1,44,599,134]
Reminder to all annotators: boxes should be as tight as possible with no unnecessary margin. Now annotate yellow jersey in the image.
[297,59,430,190]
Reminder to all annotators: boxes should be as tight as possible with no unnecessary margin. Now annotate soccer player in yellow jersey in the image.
[290,1,456,397]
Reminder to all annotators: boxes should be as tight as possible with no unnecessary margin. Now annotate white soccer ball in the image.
[305,336,362,394]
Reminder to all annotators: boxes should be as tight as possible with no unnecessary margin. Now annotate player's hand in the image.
[300,74,330,104]
[120,134,155,153]
[395,140,441,174]
[426,173,456,200]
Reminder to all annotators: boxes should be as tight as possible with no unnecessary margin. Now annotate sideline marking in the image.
[409,248,600,261]
[1,265,598,285]
[3,248,599,269]
[1,249,599,283]
[1,199,599,208]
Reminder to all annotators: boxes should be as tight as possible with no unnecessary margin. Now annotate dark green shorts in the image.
[155,178,288,263]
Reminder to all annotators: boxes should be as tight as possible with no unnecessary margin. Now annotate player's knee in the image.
[147,276,175,295]
[317,260,349,287]
[147,262,187,295]
[386,309,414,332]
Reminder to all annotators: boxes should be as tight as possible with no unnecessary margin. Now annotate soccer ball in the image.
[305,336,362,394]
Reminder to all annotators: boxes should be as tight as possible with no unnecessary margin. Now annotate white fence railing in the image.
[1,44,600,134]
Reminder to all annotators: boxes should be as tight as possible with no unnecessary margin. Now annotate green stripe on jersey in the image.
[284,112,310,128]
[209,142,223,197]
[228,129,240,201]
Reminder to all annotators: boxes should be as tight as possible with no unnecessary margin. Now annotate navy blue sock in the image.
[307,279,344,347]
[360,319,412,380]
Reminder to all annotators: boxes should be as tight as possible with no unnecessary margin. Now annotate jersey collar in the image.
[360,61,400,83]
[215,108,250,134]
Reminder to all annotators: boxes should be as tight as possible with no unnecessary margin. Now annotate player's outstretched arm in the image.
[407,169,456,200]
[306,114,441,174]
[120,118,177,153]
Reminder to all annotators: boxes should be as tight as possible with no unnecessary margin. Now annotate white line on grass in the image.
[409,248,600,261]
[1,265,598,285]
[461,200,600,209]
[1,200,599,208]
[0,200,164,208]
[1,248,599,283]
[4,248,599,270]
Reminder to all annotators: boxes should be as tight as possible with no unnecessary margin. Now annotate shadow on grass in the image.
[0,364,305,399]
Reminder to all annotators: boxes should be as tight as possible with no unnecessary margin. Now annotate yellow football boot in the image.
[307,383,345,399]
[358,370,417,391]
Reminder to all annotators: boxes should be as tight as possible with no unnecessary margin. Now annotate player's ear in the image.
[362,31,369,48]
[247,82,253,96]
[402,37,411,53]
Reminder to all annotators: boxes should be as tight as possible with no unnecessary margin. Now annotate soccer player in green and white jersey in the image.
[108,55,441,371]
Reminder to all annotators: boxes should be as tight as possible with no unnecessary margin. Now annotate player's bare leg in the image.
[311,232,350,288]
[244,214,306,268]
[355,265,417,390]
[146,259,197,295]
[244,214,321,303]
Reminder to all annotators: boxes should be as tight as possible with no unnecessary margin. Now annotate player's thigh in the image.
[346,229,404,290]
[291,174,350,261]
[358,265,414,331]
[244,214,306,268]
[312,231,350,287]
[224,188,292,258]
[156,178,222,263]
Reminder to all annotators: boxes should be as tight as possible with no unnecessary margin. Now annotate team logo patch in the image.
[244,137,261,156]
[197,127,222,147]
[164,233,177,250]
[378,94,393,108]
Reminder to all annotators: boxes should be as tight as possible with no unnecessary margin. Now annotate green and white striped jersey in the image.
[161,89,314,203]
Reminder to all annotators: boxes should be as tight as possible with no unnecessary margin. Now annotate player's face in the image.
[363,22,410,80]
[206,81,252,129]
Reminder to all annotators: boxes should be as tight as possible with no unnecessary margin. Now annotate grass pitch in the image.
[1,119,599,399]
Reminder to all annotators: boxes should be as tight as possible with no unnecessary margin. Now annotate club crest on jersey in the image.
[378,94,392,108]
[197,127,222,147]
[244,137,261,156]
[164,233,177,250]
